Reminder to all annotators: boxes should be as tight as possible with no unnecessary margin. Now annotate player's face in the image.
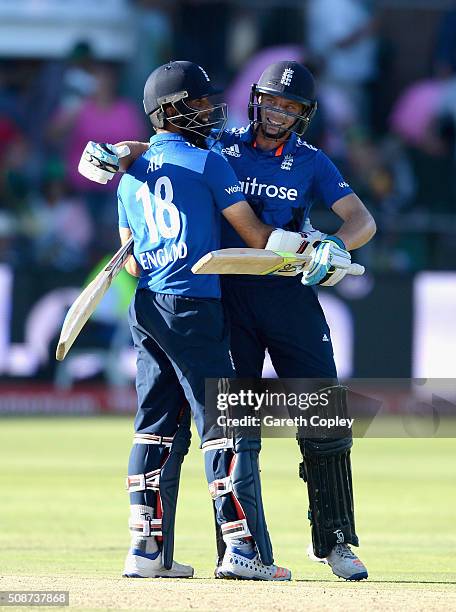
[187,97,213,125]
[258,94,303,138]
[165,95,227,140]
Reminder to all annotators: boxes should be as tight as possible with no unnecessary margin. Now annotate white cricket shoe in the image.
[216,545,291,581]
[123,548,194,578]
[307,543,368,580]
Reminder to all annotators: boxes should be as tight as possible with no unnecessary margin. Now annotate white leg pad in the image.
[129,517,162,537]
[209,476,233,500]
[126,469,160,492]
[221,519,251,542]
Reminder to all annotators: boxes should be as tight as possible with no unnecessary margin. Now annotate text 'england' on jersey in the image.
[215,125,353,249]
[117,133,244,298]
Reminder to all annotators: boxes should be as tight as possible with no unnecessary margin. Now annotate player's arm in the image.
[114,141,149,171]
[331,194,376,250]
[294,151,375,286]
[222,201,274,249]
[311,151,376,251]
[119,227,141,277]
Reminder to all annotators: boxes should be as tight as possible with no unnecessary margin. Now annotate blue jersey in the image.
[216,125,353,249]
[118,133,244,298]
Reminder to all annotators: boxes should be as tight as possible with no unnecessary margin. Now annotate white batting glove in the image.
[302,236,351,286]
[78,141,131,184]
[319,267,347,286]
[265,227,326,255]
[265,227,327,276]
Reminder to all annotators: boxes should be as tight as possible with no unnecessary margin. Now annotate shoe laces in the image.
[334,544,357,560]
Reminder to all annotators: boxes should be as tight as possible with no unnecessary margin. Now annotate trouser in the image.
[126,289,273,567]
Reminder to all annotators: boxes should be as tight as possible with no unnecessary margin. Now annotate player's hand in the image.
[301,236,351,286]
[78,141,131,184]
[266,227,327,255]
[265,227,328,276]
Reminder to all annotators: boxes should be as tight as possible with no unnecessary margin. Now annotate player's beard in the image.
[259,111,295,141]
[186,132,209,149]
[258,122,291,141]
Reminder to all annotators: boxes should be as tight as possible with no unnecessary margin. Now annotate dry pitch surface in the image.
[1,575,456,611]
[1,419,455,611]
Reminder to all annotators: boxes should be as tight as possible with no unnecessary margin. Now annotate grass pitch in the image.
[0,416,455,610]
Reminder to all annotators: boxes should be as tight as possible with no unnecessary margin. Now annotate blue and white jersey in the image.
[215,125,353,249]
[118,133,244,298]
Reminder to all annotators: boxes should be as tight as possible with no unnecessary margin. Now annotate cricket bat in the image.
[56,237,134,361]
[192,248,365,276]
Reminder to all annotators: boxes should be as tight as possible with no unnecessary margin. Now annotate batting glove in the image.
[301,236,351,286]
[78,141,131,184]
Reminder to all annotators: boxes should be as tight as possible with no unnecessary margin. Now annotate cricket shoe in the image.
[216,545,291,581]
[307,543,368,581]
[123,548,194,578]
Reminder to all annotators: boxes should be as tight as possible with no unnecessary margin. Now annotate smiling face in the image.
[258,93,304,139]
[162,95,227,142]
[166,96,213,122]
[187,96,213,122]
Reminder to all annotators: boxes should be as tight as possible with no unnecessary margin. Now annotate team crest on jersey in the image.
[222,144,242,158]
[147,153,164,172]
[281,154,294,170]
[280,68,294,86]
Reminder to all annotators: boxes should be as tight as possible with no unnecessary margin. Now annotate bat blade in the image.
[192,248,365,277]
[56,237,134,361]
[191,248,311,276]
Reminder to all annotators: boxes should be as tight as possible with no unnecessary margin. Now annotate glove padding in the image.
[78,141,131,184]
[301,236,351,286]
[265,226,326,276]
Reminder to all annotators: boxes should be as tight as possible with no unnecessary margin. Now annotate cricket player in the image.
[79,61,376,581]
[90,60,298,580]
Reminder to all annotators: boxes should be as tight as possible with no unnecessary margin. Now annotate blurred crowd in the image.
[1,0,456,274]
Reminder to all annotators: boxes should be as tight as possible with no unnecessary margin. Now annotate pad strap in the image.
[133,433,174,447]
[201,437,234,453]
[209,476,233,500]
[129,517,162,537]
[221,518,251,542]
[126,469,160,492]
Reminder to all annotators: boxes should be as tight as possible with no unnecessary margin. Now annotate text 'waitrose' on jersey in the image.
[225,177,298,201]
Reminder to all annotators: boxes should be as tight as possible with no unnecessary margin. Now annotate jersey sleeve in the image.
[203,151,245,211]
[117,184,130,229]
[312,150,353,208]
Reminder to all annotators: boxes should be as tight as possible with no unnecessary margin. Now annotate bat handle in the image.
[346,263,365,276]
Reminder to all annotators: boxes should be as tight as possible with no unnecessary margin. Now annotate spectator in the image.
[127,1,173,101]
[0,116,32,216]
[434,8,456,78]
[389,78,447,149]
[58,41,97,115]
[305,0,379,128]
[48,63,147,244]
[24,160,93,271]
[389,74,455,212]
